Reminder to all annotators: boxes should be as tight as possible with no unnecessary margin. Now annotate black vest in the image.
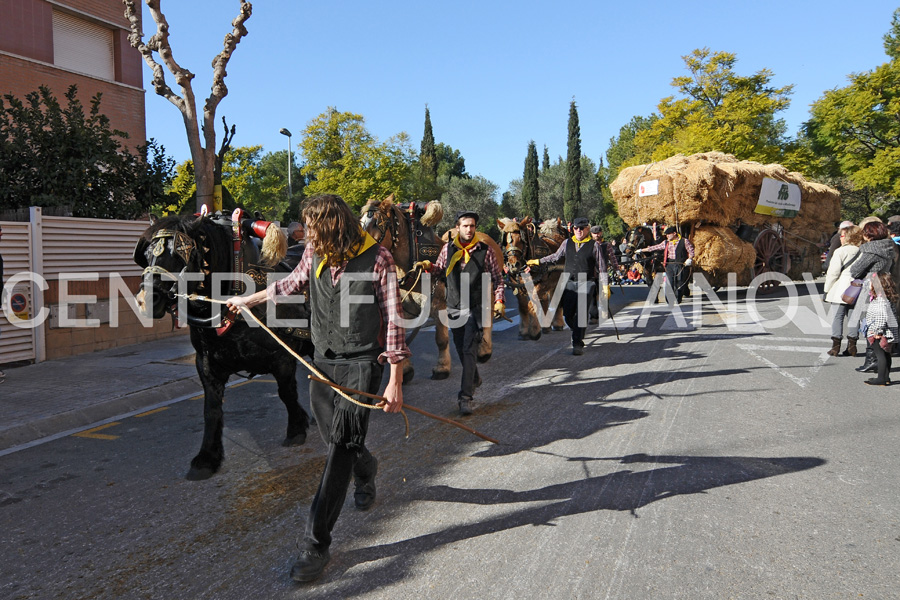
[446,242,488,327]
[667,238,689,265]
[309,244,382,357]
[564,238,597,276]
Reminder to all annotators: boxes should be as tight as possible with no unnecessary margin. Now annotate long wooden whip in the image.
[175,294,499,444]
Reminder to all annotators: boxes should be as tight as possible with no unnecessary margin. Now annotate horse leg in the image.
[432,320,451,380]
[188,357,228,481]
[517,294,531,340]
[551,306,565,331]
[526,299,543,340]
[401,357,415,384]
[477,325,492,363]
[273,359,309,447]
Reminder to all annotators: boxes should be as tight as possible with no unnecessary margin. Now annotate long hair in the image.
[843,225,864,246]
[301,194,364,267]
[872,272,899,305]
[862,221,889,241]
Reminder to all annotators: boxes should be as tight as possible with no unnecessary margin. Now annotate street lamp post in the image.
[279,128,292,199]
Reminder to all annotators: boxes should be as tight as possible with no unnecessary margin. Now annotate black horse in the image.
[133,213,313,480]
[623,225,664,284]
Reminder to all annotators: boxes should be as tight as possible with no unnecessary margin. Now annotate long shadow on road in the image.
[320,453,825,597]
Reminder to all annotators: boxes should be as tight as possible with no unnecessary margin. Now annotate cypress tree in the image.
[522,140,540,219]
[420,106,438,197]
[563,99,582,223]
[542,144,550,172]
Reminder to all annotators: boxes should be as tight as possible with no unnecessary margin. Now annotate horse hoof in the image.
[542,327,551,334]
[282,431,307,447]
[402,368,415,384]
[476,353,492,364]
[186,466,216,481]
[551,326,564,332]
[431,370,450,381]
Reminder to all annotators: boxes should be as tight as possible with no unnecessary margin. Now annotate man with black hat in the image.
[414,210,505,415]
[527,216,609,355]
[635,225,694,303]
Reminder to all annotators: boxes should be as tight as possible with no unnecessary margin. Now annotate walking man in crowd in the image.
[635,225,694,304]
[527,216,609,355]
[415,210,505,416]
[226,194,408,583]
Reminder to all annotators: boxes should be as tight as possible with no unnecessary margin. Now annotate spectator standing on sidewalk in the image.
[823,225,863,356]
[863,272,899,386]
[850,221,898,373]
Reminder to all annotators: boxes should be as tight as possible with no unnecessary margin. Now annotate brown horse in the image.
[497,217,566,340]
[361,195,500,381]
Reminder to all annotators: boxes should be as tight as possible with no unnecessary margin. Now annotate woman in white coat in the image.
[823,224,864,356]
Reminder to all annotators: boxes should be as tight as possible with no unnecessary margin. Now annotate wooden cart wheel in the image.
[753,229,790,294]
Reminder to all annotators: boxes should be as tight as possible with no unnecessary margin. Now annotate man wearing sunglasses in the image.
[527,217,609,355]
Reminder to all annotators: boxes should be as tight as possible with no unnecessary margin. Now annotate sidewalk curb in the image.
[0,377,202,452]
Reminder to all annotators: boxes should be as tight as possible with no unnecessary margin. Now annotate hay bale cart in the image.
[610,152,840,293]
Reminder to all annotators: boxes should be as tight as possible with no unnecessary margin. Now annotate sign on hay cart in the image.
[610,152,841,288]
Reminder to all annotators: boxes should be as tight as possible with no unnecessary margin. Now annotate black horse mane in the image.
[142,215,233,274]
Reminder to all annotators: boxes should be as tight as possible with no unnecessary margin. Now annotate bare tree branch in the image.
[203,1,252,150]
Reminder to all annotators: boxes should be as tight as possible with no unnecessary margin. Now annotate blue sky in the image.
[142,1,899,198]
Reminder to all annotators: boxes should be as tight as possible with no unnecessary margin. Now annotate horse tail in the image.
[259,224,288,267]
[421,201,444,227]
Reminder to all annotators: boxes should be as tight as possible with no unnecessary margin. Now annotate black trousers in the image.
[451,314,482,400]
[873,342,893,382]
[665,262,689,303]
[561,283,594,347]
[303,355,382,551]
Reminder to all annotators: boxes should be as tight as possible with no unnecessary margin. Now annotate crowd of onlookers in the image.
[822,215,900,386]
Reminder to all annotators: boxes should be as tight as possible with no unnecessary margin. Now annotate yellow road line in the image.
[72,422,121,440]
[135,407,169,418]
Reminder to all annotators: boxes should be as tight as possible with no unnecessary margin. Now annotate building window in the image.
[52,11,114,81]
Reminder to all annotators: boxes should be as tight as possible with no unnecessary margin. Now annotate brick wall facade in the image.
[0,0,145,148]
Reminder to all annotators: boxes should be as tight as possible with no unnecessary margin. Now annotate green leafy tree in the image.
[438,175,500,238]
[564,100,582,221]
[630,49,794,167]
[522,140,540,218]
[436,143,468,180]
[0,85,173,219]
[299,107,413,210]
[507,156,602,226]
[807,10,900,202]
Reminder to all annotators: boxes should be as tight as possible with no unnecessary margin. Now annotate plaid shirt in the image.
[643,236,695,264]
[433,238,506,304]
[267,243,411,364]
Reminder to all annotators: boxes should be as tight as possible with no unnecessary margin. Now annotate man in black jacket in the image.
[528,217,609,355]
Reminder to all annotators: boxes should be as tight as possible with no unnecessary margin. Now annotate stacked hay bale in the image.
[610,152,840,287]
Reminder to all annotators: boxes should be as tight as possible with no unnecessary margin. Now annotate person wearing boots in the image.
[527,216,609,355]
[823,224,863,356]
[415,210,505,416]
[634,225,695,303]
[863,272,899,385]
[850,220,898,373]
[226,194,409,583]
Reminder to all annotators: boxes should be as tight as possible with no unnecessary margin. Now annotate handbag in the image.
[841,279,864,305]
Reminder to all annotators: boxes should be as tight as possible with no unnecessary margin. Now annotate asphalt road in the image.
[1,282,898,599]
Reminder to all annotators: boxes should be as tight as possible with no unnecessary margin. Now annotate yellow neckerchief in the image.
[446,232,486,276]
[667,233,682,248]
[571,234,592,248]
[315,230,378,278]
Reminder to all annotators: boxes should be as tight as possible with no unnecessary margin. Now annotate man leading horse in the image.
[414,210,505,416]
[527,216,609,355]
